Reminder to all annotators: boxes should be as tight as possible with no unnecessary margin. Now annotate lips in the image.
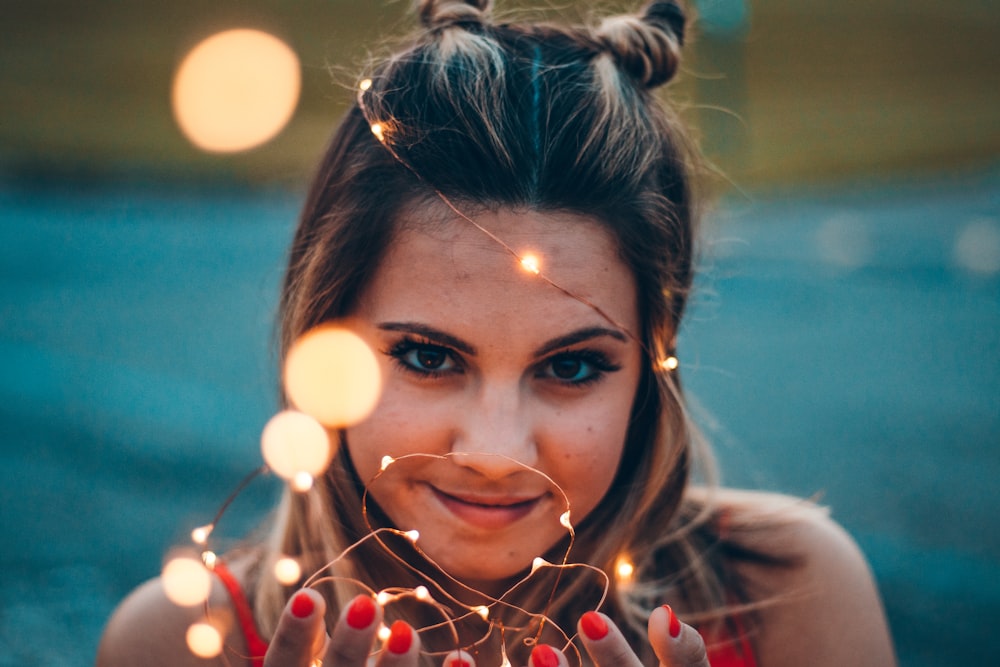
[430,486,543,530]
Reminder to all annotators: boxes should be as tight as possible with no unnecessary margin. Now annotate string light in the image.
[659,356,679,371]
[291,471,315,493]
[376,591,393,606]
[559,511,573,530]
[186,621,223,658]
[274,557,302,586]
[360,78,373,92]
[162,554,212,607]
[531,557,549,573]
[370,123,387,143]
[261,410,332,484]
[191,524,213,545]
[475,605,491,621]
[284,325,382,428]
[414,585,430,601]
[404,529,420,543]
[201,550,218,570]
[380,455,395,471]
[615,556,634,585]
[520,253,541,274]
[377,624,392,642]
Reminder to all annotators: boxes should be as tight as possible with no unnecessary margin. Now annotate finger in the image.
[647,605,709,667]
[264,588,328,667]
[528,644,568,667]
[374,620,421,667]
[324,594,383,667]
[442,649,476,667]
[577,611,644,667]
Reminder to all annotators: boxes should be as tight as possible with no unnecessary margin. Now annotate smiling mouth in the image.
[430,486,542,530]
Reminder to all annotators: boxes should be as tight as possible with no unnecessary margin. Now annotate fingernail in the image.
[580,611,608,640]
[387,620,412,654]
[453,661,471,667]
[530,645,560,667]
[663,604,681,638]
[291,591,314,618]
[347,595,377,629]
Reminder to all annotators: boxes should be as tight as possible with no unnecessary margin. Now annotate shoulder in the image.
[96,574,251,667]
[694,488,898,667]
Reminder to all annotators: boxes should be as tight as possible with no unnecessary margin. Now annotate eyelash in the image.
[386,336,620,387]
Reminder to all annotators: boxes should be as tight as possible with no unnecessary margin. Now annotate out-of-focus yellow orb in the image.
[261,410,333,481]
[274,557,303,585]
[172,29,300,153]
[186,622,223,658]
[284,326,382,427]
[162,555,212,607]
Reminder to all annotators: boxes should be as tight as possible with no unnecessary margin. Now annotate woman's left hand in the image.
[529,606,709,667]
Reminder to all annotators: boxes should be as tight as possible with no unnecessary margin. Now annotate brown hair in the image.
[255,1,745,663]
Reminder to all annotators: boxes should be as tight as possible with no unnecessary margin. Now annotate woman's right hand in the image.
[265,590,422,667]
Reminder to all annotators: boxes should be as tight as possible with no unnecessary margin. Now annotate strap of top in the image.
[213,560,269,666]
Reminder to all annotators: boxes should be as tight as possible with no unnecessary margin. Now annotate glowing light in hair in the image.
[186,621,223,658]
[659,356,679,371]
[260,410,333,483]
[360,78,373,91]
[292,471,315,493]
[520,254,541,274]
[201,550,218,570]
[162,555,212,607]
[274,557,302,585]
[284,326,382,427]
[615,556,635,584]
[172,29,300,153]
[371,123,387,143]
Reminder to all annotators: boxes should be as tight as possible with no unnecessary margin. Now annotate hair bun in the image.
[418,0,492,29]
[595,1,687,88]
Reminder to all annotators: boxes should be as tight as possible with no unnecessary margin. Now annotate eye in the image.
[388,338,460,377]
[539,350,619,386]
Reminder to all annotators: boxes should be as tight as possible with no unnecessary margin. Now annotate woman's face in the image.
[345,208,642,593]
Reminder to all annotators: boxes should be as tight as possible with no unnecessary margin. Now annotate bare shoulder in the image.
[96,575,250,667]
[695,487,898,667]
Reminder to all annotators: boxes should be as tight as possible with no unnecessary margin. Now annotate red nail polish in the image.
[291,591,314,618]
[453,660,471,667]
[387,620,412,654]
[347,595,377,629]
[530,645,560,667]
[580,611,608,640]
[663,604,681,638]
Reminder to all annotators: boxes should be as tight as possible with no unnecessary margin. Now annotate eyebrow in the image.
[377,322,627,359]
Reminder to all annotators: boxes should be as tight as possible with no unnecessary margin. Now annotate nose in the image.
[450,380,538,479]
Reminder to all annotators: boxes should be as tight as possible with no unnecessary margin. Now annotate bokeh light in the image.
[172,29,300,153]
[162,554,212,607]
[284,326,382,427]
[274,557,303,586]
[261,410,333,482]
[186,622,223,659]
[954,218,1000,275]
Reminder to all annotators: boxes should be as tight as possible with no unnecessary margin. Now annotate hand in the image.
[264,590,426,667]
[529,606,709,667]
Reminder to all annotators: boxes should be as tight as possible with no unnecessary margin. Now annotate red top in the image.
[213,563,756,667]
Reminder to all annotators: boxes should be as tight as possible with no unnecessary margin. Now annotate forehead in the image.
[357,208,639,336]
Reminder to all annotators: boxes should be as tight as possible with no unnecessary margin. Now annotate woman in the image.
[97,1,896,666]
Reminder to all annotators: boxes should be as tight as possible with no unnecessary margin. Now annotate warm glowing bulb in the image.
[500,655,512,667]
[404,530,420,543]
[559,511,572,530]
[377,624,391,641]
[261,410,332,482]
[201,551,217,570]
[520,254,541,274]
[380,455,395,471]
[360,78,373,91]
[376,591,392,606]
[284,326,382,428]
[371,123,386,142]
[191,525,212,545]
[274,557,302,585]
[659,356,679,371]
[414,586,430,601]
[291,471,315,492]
[615,557,635,582]
[172,29,300,153]
[531,557,549,573]
[476,605,490,621]
[162,555,212,607]
[186,622,223,658]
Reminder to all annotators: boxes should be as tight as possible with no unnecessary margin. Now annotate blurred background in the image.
[1,1,997,665]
